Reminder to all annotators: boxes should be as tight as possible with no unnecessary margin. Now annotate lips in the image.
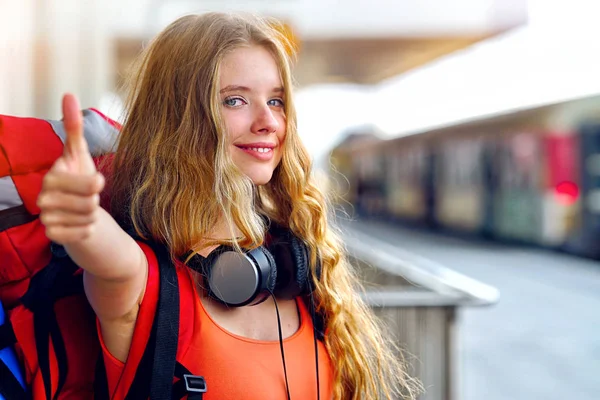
[235,143,276,161]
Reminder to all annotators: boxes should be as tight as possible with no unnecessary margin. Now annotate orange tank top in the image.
[98,242,334,400]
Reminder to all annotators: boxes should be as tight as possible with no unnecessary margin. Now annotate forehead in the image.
[219,45,282,88]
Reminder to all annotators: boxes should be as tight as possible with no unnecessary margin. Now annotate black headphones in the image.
[181,220,325,400]
[185,220,320,307]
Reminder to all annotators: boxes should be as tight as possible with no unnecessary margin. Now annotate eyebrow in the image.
[219,85,284,94]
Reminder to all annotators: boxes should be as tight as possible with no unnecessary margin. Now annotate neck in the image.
[195,217,243,257]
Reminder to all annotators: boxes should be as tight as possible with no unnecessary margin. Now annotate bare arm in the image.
[38,94,146,361]
[78,208,148,362]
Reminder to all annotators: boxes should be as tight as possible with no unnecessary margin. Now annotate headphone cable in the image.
[270,292,292,400]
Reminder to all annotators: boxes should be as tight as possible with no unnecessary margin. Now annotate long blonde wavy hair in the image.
[108,12,419,400]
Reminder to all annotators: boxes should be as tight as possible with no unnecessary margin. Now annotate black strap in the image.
[0,205,36,232]
[32,308,70,400]
[0,359,29,399]
[0,321,25,398]
[123,317,158,399]
[21,250,82,400]
[149,243,180,399]
[94,353,110,400]
[32,306,52,400]
[120,241,180,400]
[172,362,206,400]
[171,363,188,399]
[0,320,17,350]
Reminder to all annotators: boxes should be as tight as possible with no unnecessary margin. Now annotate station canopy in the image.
[112,0,528,87]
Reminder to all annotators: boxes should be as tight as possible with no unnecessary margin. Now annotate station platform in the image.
[341,217,600,400]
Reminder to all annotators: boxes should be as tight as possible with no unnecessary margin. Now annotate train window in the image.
[467,140,483,185]
[408,148,423,186]
[586,154,600,176]
[497,144,512,188]
[437,142,473,188]
[445,140,482,187]
[586,190,600,214]
[458,146,470,185]
[498,134,540,191]
[388,151,403,184]
[500,144,520,188]
[448,145,460,186]
[414,146,426,185]
[434,147,446,186]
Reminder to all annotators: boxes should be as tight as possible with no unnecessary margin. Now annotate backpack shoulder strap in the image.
[20,246,84,400]
[0,303,28,400]
[95,241,181,400]
[0,360,28,400]
[148,242,180,400]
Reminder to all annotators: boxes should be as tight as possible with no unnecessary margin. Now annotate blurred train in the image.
[329,95,600,259]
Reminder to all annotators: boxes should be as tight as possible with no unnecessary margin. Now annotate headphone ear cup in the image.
[259,246,277,294]
[192,245,276,307]
[272,234,309,300]
[290,235,310,293]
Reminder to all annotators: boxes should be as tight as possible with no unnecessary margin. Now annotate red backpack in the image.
[0,109,119,399]
[0,112,231,400]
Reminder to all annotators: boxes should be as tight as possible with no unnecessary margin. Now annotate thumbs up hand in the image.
[38,94,106,244]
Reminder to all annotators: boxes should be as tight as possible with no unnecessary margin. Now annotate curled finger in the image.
[42,171,105,196]
[45,225,95,244]
[37,192,100,214]
[40,209,98,227]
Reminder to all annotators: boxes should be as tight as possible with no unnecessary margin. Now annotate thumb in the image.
[50,156,70,173]
[62,93,95,174]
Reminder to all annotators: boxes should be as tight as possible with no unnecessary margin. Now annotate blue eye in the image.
[268,98,285,107]
[223,97,246,107]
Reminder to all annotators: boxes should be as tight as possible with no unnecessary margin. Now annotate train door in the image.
[435,139,485,232]
[565,123,600,258]
[493,133,543,243]
[385,144,426,222]
[356,148,386,217]
[541,133,580,247]
[580,123,600,238]
[481,138,499,238]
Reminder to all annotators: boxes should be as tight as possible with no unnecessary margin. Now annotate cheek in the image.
[223,111,246,140]
[277,118,287,142]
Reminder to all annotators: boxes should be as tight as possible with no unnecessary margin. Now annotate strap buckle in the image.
[183,375,207,393]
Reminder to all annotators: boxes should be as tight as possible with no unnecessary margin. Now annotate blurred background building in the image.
[1,0,599,399]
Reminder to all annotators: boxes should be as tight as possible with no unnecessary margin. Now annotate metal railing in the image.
[342,226,499,400]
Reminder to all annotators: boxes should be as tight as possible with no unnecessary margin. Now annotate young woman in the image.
[37,12,419,400]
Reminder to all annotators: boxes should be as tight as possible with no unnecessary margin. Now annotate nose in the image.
[250,104,279,135]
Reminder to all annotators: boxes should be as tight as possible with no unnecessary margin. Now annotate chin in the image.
[247,171,274,186]
[251,176,273,186]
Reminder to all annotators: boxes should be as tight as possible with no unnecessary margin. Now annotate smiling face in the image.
[219,45,287,186]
